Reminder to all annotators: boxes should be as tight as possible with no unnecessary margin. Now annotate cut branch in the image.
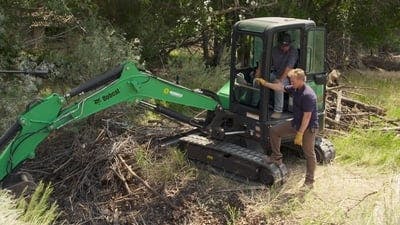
[330,90,385,115]
[335,90,343,123]
[345,191,378,217]
[111,165,132,195]
[117,155,178,210]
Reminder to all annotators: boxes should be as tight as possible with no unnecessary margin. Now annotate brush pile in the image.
[20,107,248,224]
[324,70,399,133]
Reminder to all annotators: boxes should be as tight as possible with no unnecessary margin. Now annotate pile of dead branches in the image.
[361,54,400,71]
[325,70,399,134]
[17,103,260,224]
[21,106,199,224]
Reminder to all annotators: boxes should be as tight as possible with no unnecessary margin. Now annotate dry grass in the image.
[0,190,27,225]
[236,162,399,225]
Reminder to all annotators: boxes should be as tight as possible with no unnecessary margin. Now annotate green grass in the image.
[332,129,400,170]
[0,182,59,225]
[332,70,400,170]
[225,204,241,225]
[134,147,197,185]
[17,182,59,225]
[344,70,400,119]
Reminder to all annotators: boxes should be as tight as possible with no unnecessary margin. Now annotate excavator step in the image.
[179,134,288,186]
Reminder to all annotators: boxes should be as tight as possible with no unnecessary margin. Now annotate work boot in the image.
[262,155,282,166]
[303,179,314,189]
[270,112,282,119]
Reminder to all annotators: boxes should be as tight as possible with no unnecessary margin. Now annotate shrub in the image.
[43,18,143,84]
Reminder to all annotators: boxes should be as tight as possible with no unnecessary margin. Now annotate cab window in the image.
[233,34,263,107]
[306,28,325,74]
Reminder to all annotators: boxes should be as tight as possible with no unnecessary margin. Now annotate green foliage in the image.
[0,76,41,133]
[43,18,142,83]
[94,0,203,66]
[225,204,241,225]
[0,9,20,68]
[94,0,262,66]
[16,182,59,225]
[2,0,400,71]
[167,49,229,91]
[0,0,97,19]
[161,48,229,115]
[347,0,400,50]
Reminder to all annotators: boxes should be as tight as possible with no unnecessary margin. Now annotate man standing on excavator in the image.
[255,68,318,188]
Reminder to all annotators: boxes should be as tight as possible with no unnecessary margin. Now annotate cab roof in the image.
[234,17,316,33]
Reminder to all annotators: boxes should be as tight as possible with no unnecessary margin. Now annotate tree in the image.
[93,0,279,67]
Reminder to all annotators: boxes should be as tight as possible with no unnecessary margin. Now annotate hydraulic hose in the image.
[0,122,21,152]
[67,64,124,98]
[138,101,203,128]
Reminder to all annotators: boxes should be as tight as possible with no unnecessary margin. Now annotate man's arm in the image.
[293,111,311,146]
[255,78,285,92]
[253,66,283,91]
[278,67,292,81]
[298,112,312,133]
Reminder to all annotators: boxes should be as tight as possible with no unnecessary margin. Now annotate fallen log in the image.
[367,127,400,132]
[329,90,386,115]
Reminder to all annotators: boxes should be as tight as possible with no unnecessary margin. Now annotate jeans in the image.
[270,72,289,112]
[269,121,317,183]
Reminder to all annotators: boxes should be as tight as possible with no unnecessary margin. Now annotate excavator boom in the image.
[0,61,219,181]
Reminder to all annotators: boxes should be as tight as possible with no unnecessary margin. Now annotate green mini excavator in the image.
[0,17,335,186]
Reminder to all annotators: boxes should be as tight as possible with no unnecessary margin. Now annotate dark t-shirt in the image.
[271,45,298,76]
[284,84,318,130]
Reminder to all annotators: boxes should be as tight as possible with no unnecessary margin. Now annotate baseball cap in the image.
[279,33,292,46]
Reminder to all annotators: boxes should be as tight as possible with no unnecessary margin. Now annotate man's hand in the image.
[294,132,303,146]
[255,78,267,86]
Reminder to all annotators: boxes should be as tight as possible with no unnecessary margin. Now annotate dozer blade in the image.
[179,134,288,186]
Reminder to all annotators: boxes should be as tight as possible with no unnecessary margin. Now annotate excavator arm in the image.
[0,61,219,181]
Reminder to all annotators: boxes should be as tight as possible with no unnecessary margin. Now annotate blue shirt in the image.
[271,45,298,76]
[284,84,318,130]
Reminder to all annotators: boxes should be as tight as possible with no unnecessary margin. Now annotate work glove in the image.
[254,78,267,86]
[294,132,303,146]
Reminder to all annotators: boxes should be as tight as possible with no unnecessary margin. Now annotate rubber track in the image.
[180,134,288,185]
[315,137,335,164]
